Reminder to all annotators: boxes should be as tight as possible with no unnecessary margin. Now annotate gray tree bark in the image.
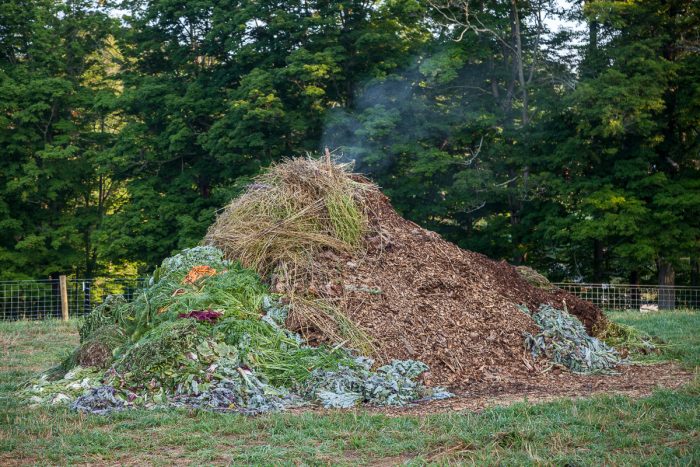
[657,259,676,310]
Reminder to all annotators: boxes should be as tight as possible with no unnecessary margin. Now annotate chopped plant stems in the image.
[24,247,445,414]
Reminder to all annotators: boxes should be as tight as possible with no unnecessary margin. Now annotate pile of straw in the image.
[205,157,376,353]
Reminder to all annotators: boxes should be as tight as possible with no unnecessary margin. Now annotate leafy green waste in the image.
[521,304,624,375]
[304,358,452,408]
[25,246,448,414]
[114,319,203,389]
[597,320,659,360]
[80,295,130,343]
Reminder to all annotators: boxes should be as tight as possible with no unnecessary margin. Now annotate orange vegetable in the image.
[182,265,217,284]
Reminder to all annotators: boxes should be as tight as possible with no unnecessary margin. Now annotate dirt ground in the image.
[364,362,694,416]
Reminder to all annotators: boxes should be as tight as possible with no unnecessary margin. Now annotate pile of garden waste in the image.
[26,157,645,413]
[201,157,613,388]
[521,304,625,375]
[26,247,451,414]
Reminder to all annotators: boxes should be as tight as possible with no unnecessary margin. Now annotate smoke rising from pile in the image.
[320,57,461,175]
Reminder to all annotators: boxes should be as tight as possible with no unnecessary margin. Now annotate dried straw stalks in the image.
[205,157,376,353]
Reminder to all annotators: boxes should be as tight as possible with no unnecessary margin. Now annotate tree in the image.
[108,0,431,271]
[545,0,700,295]
[0,0,119,279]
[325,0,569,265]
[1,0,696,287]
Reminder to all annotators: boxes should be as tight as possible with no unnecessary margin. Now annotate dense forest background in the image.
[1,0,698,287]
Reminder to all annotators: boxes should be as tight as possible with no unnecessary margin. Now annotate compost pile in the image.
[27,247,451,414]
[205,157,610,388]
[28,157,619,413]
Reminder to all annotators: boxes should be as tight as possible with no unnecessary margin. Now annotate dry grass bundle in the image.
[285,294,376,355]
[515,266,555,290]
[206,157,372,277]
[205,156,376,352]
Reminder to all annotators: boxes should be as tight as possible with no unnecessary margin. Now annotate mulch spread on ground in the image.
[288,189,626,388]
[288,362,692,416]
[372,362,694,415]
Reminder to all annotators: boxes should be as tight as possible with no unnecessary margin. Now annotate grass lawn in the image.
[1,312,698,465]
[607,310,700,369]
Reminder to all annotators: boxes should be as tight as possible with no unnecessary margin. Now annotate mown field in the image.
[1,311,698,465]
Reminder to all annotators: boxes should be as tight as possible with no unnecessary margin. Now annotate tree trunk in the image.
[510,0,528,128]
[629,269,641,310]
[507,168,524,265]
[657,259,675,310]
[589,20,598,51]
[198,176,211,198]
[691,258,699,308]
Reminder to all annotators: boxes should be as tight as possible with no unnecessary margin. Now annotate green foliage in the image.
[1,0,698,288]
[126,247,265,341]
[98,0,430,274]
[79,295,131,343]
[114,319,204,389]
[0,0,121,279]
[531,0,700,282]
[29,247,437,412]
[598,320,660,362]
[522,305,623,375]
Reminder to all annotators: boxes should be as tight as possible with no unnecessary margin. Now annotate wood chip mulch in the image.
[288,190,687,395]
[366,362,694,416]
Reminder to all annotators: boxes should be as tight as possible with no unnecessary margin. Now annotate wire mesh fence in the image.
[553,283,700,311]
[0,278,146,321]
[67,278,147,317]
[1,278,698,320]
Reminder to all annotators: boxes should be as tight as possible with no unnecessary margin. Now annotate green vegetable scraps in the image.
[25,247,450,414]
[521,304,625,375]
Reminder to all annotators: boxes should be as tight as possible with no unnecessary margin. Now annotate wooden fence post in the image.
[59,275,69,321]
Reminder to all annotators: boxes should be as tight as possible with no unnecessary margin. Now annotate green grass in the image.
[1,313,699,465]
[607,310,700,369]
[325,190,367,247]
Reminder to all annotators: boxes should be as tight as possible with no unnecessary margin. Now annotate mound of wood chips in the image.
[287,190,606,388]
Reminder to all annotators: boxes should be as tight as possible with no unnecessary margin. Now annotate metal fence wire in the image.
[553,283,700,311]
[0,278,146,321]
[0,279,698,321]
